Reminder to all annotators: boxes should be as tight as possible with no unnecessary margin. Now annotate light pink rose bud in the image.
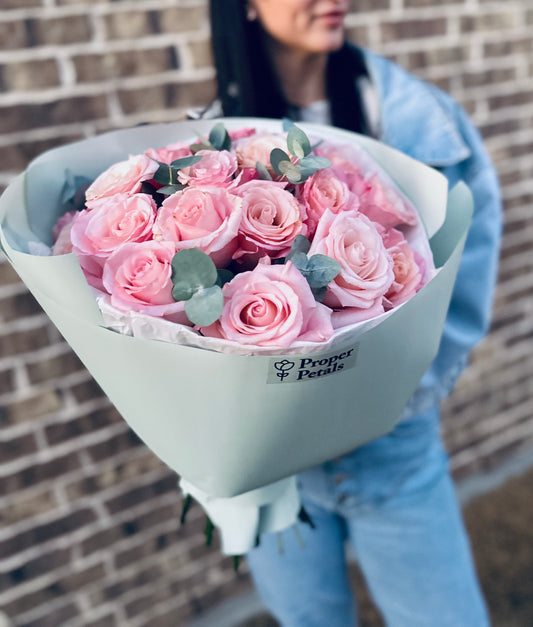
[297,167,359,238]
[85,154,158,203]
[177,149,238,188]
[309,210,394,310]
[382,228,424,308]
[200,261,334,347]
[358,174,418,228]
[102,241,187,323]
[235,133,288,172]
[70,193,157,289]
[233,180,304,265]
[145,142,192,165]
[153,187,242,267]
[52,210,77,255]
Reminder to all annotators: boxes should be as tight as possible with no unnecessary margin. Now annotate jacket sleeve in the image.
[400,101,502,419]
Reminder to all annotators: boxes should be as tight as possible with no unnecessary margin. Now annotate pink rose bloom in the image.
[357,174,418,228]
[102,241,187,323]
[145,142,192,165]
[85,154,158,203]
[200,260,334,347]
[228,127,256,141]
[233,180,304,264]
[52,210,77,255]
[235,133,288,172]
[315,142,366,191]
[153,187,242,267]
[382,228,424,308]
[297,167,359,238]
[309,210,394,310]
[177,149,238,188]
[71,193,157,288]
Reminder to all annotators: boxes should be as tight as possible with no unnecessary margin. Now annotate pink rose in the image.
[200,260,334,347]
[52,210,77,255]
[85,154,158,203]
[382,228,424,308]
[228,127,256,141]
[235,133,288,172]
[177,149,238,188]
[102,241,187,323]
[357,174,418,228]
[145,142,192,165]
[309,210,394,310]
[315,142,366,191]
[233,180,304,264]
[71,193,157,288]
[297,167,359,238]
[153,187,242,267]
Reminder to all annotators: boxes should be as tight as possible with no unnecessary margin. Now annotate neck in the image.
[264,39,329,107]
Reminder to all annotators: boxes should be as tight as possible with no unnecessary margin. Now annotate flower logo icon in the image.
[274,359,295,382]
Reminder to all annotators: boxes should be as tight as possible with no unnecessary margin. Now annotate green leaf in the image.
[185,286,224,326]
[154,163,179,185]
[288,251,309,274]
[287,125,311,159]
[287,235,311,259]
[216,268,234,288]
[282,118,295,132]
[190,142,214,154]
[157,184,184,196]
[278,160,302,183]
[305,254,341,288]
[209,123,232,151]
[171,248,218,301]
[170,155,203,169]
[255,161,273,181]
[298,155,331,170]
[270,148,291,175]
[311,286,328,303]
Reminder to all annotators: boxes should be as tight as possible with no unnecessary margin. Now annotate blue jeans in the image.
[247,409,489,626]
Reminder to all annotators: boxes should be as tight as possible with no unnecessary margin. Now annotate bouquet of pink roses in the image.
[0,118,473,554]
[51,120,433,352]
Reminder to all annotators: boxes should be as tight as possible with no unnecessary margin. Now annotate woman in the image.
[207,1,501,625]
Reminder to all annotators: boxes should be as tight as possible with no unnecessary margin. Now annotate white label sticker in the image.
[267,345,358,384]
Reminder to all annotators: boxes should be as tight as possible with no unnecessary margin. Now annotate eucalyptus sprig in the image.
[190,122,232,154]
[268,120,331,185]
[171,249,232,326]
[286,235,341,302]
[60,170,93,212]
[151,155,203,196]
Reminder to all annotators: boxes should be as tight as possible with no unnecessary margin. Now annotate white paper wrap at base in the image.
[180,476,300,555]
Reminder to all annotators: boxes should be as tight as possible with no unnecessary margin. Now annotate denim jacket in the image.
[194,49,502,417]
[361,49,502,418]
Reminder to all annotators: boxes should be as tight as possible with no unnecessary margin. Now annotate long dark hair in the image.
[209,0,370,134]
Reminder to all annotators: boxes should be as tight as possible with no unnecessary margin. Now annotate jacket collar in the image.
[361,49,471,167]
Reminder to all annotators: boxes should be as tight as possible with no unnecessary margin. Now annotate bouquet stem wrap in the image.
[0,120,473,554]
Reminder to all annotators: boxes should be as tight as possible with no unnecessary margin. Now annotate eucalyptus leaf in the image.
[190,142,213,154]
[216,268,234,287]
[298,155,331,170]
[270,148,291,175]
[171,248,218,302]
[287,234,311,258]
[255,161,273,181]
[158,184,184,196]
[311,286,328,303]
[278,160,302,183]
[282,118,295,132]
[306,254,341,288]
[287,125,311,158]
[185,286,224,326]
[288,251,309,273]
[170,155,203,169]
[209,123,232,151]
[154,163,179,185]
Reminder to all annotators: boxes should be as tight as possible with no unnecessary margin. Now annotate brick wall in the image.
[0,0,532,625]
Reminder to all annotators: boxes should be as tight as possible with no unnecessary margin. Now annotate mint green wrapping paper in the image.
[0,120,472,500]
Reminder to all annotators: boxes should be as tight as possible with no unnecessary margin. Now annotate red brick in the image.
[0,451,81,495]
[87,428,144,462]
[27,350,85,384]
[4,548,71,588]
[103,11,159,40]
[0,96,108,134]
[349,0,390,9]
[0,290,44,321]
[0,20,30,50]
[156,6,207,34]
[0,433,38,465]
[0,389,62,426]
[0,59,60,92]
[0,489,58,526]
[0,135,84,172]
[117,79,215,115]
[26,15,91,46]
[45,407,121,445]
[104,474,177,515]
[70,378,106,403]
[0,507,97,559]
[0,368,15,395]
[381,18,447,41]
[0,325,51,357]
[15,602,80,627]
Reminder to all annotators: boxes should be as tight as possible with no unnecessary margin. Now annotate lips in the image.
[317,10,346,26]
